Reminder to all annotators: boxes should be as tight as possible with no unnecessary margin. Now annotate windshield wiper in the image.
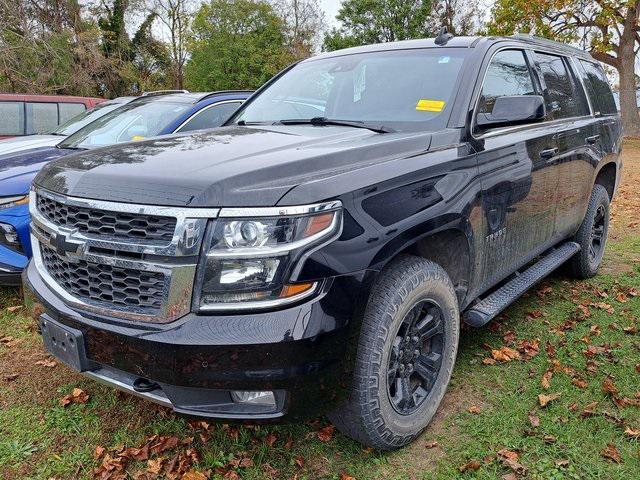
[277,117,394,134]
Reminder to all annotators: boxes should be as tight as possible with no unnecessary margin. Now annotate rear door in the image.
[473,48,560,290]
[532,52,594,238]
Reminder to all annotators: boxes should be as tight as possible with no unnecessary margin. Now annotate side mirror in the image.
[476,95,545,129]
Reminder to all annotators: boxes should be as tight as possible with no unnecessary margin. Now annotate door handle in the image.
[586,134,600,144]
[539,147,558,159]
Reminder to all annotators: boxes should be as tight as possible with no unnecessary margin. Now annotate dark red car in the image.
[0,94,104,139]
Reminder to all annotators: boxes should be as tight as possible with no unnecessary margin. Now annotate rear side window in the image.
[59,103,86,124]
[26,102,58,134]
[0,102,25,135]
[534,53,589,119]
[178,101,242,132]
[578,60,617,115]
[478,50,536,115]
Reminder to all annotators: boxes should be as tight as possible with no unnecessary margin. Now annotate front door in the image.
[471,48,560,294]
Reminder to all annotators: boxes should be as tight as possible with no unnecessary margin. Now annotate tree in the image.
[271,0,325,61]
[185,0,289,91]
[323,0,434,52]
[429,0,476,35]
[488,0,640,137]
[151,0,192,88]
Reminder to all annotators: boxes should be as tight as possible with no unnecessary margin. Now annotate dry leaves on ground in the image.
[60,387,89,407]
[538,393,560,407]
[601,444,622,463]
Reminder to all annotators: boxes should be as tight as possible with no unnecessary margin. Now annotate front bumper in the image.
[24,260,369,420]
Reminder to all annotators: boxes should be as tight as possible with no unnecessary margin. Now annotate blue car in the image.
[0,90,251,284]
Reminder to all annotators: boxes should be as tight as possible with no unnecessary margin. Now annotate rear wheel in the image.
[329,255,459,450]
[565,184,610,279]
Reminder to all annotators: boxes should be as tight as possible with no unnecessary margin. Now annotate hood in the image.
[34,126,433,207]
[0,135,63,156]
[0,147,77,196]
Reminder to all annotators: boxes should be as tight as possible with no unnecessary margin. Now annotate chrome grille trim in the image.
[30,188,219,323]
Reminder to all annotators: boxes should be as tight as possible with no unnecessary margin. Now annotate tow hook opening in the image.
[133,377,160,393]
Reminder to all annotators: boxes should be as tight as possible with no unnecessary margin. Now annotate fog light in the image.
[231,390,276,407]
[0,223,22,252]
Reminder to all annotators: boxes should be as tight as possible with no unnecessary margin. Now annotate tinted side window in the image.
[478,50,536,115]
[178,102,242,132]
[535,53,589,119]
[0,102,25,135]
[26,102,58,134]
[59,103,86,124]
[578,60,617,115]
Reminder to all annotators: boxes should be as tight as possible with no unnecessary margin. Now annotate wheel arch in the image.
[594,161,617,200]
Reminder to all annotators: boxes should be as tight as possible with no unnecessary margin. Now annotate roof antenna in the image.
[435,26,454,46]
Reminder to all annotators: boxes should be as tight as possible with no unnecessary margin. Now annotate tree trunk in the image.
[618,59,640,137]
[617,3,640,138]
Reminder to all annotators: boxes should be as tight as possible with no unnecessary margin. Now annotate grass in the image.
[0,142,639,479]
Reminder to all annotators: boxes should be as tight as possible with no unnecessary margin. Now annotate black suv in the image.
[24,34,622,450]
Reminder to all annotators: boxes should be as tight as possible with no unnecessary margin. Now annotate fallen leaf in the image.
[147,457,165,475]
[3,373,18,382]
[458,460,482,472]
[497,449,527,475]
[182,470,209,480]
[425,440,439,449]
[264,433,277,447]
[571,377,588,389]
[538,393,560,407]
[491,346,521,362]
[60,387,89,407]
[601,444,622,463]
[555,459,570,467]
[623,325,638,335]
[615,293,629,303]
[482,357,497,365]
[624,426,640,439]
[602,377,619,397]
[340,472,355,480]
[581,401,599,418]
[528,411,540,427]
[35,358,57,368]
[317,425,334,442]
[6,305,22,312]
[468,405,481,414]
[541,370,553,390]
[94,446,105,459]
[294,455,305,468]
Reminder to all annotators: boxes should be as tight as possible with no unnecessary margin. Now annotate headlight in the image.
[0,195,28,210]
[195,201,342,311]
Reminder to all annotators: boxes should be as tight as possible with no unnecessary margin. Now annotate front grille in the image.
[36,194,177,243]
[40,245,165,311]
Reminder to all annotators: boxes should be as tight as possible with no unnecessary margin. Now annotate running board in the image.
[463,241,581,327]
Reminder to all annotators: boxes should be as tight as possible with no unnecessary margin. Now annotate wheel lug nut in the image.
[414,349,419,358]
[404,336,410,343]
[412,336,419,343]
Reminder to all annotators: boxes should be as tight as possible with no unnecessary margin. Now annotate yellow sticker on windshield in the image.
[416,99,445,112]
[131,136,146,141]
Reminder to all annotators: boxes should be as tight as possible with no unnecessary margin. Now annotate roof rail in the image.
[197,90,254,101]
[141,89,190,97]
[510,33,590,57]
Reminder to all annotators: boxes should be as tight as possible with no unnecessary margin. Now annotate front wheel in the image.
[329,255,459,450]
[565,184,610,279]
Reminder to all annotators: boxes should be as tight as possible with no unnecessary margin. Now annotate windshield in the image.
[59,99,191,149]
[51,102,124,136]
[234,48,468,132]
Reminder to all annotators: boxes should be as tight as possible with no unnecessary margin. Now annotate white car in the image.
[0,97,134,156]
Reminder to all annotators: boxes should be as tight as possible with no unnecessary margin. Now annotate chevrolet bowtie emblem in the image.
[51,232,84,256]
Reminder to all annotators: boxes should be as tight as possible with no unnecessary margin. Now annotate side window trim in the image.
[532,51,591,120]
[174,100,243,133]
[568,57,594,116]
[471,47,541,136]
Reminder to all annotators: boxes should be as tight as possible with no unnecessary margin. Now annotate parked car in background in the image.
[0,90,250,284]
[0,97,134,156]
[0,94,104,140]
[22,35,622,449]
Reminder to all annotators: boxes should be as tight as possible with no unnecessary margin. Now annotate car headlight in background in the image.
[0,223,22,252]
[195,201,342,311]
[0,195,28,210]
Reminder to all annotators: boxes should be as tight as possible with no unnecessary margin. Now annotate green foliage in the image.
[322,0,435,52]
[185,0,289,91]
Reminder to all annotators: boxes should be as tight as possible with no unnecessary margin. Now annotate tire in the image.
[329,255,459,450]
[565,184,610,279]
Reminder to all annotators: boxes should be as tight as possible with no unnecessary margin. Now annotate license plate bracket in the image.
[39,315,90,372]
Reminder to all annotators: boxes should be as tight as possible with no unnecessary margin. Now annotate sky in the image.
[320,0,342,30]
